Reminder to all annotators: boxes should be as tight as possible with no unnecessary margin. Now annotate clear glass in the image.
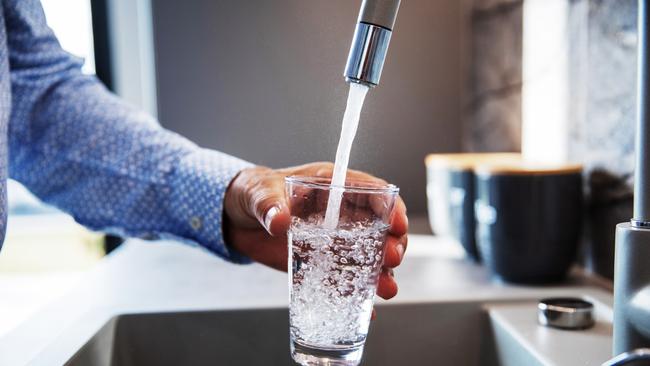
[285,176,399,366]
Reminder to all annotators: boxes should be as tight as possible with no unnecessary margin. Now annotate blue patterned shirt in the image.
[0,0,254,263]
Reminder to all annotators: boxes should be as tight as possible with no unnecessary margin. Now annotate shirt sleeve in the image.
[4,0,254,263]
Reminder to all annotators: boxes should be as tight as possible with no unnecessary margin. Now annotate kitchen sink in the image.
[2,240,613,366]
[64,295,613,366]
[66,302,500,366]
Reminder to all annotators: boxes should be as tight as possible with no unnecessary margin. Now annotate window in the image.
[40,0,96,74]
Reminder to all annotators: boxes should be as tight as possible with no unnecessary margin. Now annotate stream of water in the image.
[323,83,370,230]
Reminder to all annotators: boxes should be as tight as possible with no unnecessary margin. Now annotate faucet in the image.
[613,0,650,357]
[344,0,401,87]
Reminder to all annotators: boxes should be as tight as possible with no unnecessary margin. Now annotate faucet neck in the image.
[633,0,650,225]
[357,0,401,31]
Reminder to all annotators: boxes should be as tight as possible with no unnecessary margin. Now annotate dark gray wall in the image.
[151,0,465,214]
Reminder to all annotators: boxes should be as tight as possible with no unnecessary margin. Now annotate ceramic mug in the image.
[474,163,583,283]
[425,153,521,262]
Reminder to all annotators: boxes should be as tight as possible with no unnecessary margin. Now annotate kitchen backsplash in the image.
[467,0,523,152]
[571,0,636,279]
[467,0,637,280]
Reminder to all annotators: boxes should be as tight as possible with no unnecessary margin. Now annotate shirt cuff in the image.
[168,148,254,264]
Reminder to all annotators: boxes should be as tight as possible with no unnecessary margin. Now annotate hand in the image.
[223,162,408,300]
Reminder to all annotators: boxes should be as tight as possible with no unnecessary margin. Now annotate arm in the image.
[4,1,409,300]
[5,0,252,262]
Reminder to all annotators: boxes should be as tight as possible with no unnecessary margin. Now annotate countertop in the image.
[0,235,613,365]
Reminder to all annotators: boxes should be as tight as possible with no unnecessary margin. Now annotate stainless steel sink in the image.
[64,295,614,366]
[66,302,499,366]
[2,241,613,366]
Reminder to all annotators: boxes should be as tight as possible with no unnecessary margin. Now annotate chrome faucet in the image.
[344,0,401,87]
[612,0,650,358]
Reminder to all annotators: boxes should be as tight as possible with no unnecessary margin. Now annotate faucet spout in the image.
[344,0,401,87]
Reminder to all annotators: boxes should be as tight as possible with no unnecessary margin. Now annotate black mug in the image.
[474,163,583,283]
[425,153,520,262]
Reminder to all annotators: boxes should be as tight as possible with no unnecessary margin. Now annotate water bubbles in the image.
[342,269,355,281]
[289,218,388,346]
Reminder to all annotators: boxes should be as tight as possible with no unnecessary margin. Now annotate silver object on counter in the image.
[538,297,595,330]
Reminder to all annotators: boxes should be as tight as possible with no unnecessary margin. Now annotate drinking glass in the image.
[285,176,399,366]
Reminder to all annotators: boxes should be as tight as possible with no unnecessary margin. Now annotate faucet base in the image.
[613,222,650,355]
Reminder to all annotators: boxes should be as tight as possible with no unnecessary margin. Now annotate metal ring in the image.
[630,219,650,228]
[538,298,595,330]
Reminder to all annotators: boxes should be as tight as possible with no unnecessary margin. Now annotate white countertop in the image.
[0,235,612,365]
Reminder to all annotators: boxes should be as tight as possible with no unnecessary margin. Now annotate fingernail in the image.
[263,206,280,235]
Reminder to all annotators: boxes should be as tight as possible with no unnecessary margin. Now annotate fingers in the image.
[376,268,397,299]
[378,234,405,301]
[249,180,290,237]
[293,162,385,185]
[383,234,407,268]
[313,162,335,178]
[278,162,334,178]
[229,226,288,271]
[389,197,408,236]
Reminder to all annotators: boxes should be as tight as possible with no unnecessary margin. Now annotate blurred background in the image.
[0,0,639,339]
[150,0,467,216]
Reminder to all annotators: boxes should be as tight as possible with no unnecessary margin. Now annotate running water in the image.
[323,83,370,229]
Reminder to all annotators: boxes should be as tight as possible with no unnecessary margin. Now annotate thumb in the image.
[249,186,291,236]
